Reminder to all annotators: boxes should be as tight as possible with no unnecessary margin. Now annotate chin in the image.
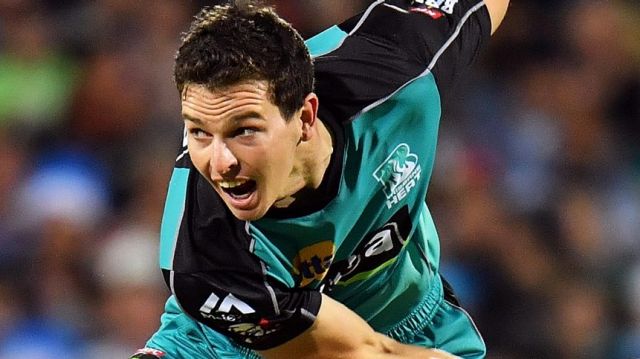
[229,207,268,222]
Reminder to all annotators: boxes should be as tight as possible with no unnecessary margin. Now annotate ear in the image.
[299,93,319,142]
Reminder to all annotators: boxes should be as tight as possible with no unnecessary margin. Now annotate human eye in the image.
[234,127,259,137]
[189,128,211,139]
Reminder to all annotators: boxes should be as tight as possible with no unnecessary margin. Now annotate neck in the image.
[273,118,333,208]
[305,118,334,188]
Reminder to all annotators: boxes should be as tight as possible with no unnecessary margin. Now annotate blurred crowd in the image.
[0,0,637,358]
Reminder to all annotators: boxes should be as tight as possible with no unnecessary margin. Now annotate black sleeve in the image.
[170,270,321,350]
[313,0,491,120]
[166,169,321,351]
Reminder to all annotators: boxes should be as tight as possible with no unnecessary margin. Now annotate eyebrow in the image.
[182,111,265,126]
[182,113,204,125]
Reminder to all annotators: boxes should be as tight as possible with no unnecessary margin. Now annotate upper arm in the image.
[484,0,510,34]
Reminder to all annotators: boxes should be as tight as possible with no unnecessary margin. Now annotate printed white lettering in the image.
[365,230,394,257]
[199,292,255,318]
[442,0,458,13]
[199,292,220,314]
[218,294,255,314]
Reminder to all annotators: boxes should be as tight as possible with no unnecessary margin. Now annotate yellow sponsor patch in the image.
[292,240,335,287]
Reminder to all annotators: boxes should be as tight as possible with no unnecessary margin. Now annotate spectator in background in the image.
[84,226,166,358]
[618,263,640,358]
[0,0,79,135]
[66,0,188,209]
[0,148,107,358]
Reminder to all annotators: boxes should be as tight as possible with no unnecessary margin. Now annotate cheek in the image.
[260,147,288,175]
[188,146,203,166]
[255,145,295,189]
[272,138,297,166]
[263,130,297,165]
[187,145,211,177]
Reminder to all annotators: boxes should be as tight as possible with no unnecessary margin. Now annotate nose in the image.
[211,140,238,177]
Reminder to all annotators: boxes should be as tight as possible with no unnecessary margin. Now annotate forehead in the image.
[181,80,274,120]
[182,80,270,100]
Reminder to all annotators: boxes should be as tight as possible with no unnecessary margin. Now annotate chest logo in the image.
[373,144,422,209]
[292,240,335,287]
[320,206,412,293]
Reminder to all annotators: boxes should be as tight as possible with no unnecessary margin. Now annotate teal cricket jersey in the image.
[149,0,491,356]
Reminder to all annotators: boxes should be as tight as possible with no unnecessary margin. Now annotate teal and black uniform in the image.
[137,1,492,358]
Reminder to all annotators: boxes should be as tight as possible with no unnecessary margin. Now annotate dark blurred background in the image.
[0,0,637,358]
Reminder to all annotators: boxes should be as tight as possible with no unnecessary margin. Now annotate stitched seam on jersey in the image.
[444,299,486,349]
[412,234,432,276]
[261,261,280,315]
[383,3,409,13]
[425,0,486,73]
[300,308,315,321]
[416,202,433,276]
[246,222,255,252]
[311,0,384,59]
[247,224,281,315]
[350,0,486,120]
[169,270,176,295]
[384,273,443,341]
[348,0,385,36]
[170,212,184,270]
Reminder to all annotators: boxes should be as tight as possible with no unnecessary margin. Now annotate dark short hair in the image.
[174,2,314,120]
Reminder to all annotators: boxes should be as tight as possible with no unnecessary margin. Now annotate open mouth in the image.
[219,179,257,199]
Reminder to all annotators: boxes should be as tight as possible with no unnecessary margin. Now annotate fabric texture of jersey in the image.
[145,0,491,357]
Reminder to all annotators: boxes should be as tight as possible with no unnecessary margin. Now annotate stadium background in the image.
[0,0,638,357]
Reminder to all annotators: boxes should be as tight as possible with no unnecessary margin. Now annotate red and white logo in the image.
[409,6,445,19]
[134,348,166,357]
[410,0,459,17]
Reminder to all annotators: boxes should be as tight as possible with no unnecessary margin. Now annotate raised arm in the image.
[485,0,510,34]
[260,294,458,359]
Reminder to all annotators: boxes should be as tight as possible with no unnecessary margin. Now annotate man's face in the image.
[181,81,303,221]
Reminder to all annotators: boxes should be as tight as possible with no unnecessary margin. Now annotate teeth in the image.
[218,180,247,189]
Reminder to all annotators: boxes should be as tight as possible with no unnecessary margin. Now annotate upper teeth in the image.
[219,180,247,189]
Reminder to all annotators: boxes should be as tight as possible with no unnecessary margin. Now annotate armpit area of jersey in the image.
[171,270,322,350]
